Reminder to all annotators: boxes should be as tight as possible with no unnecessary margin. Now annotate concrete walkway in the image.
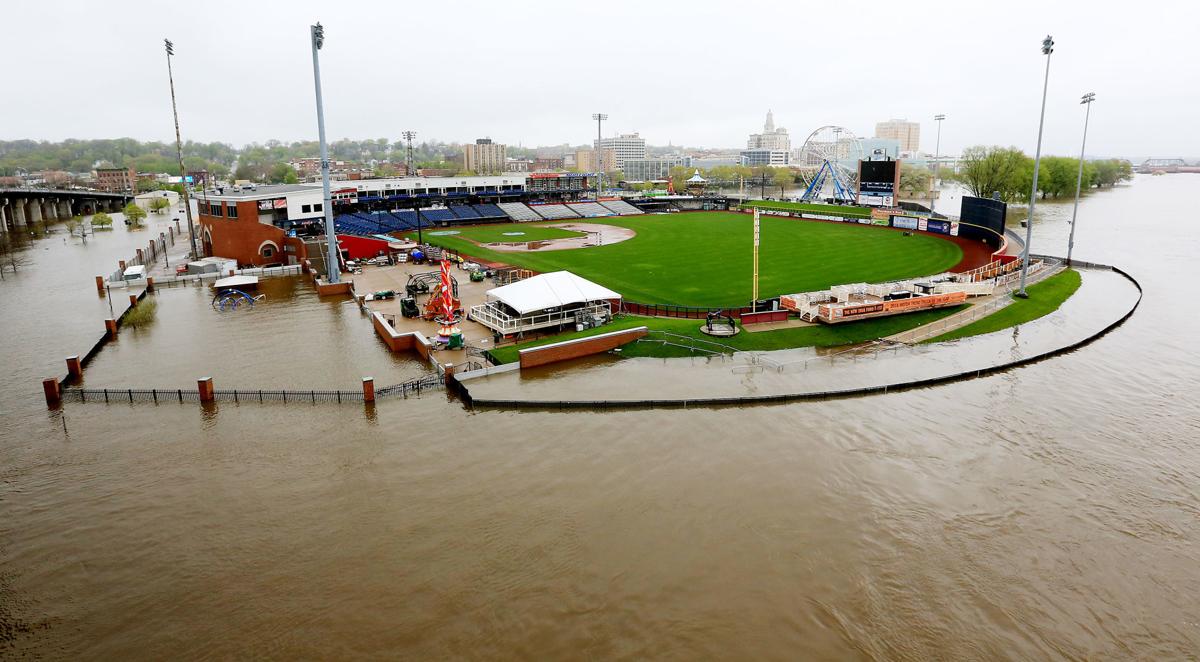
[459,266,1140,408]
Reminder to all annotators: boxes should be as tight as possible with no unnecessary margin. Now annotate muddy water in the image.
[3,176,1200,658]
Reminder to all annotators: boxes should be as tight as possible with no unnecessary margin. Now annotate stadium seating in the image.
[598,199,644,216]
[567,202,613,218]
[497,202,543,222]
[472,204,507,219]
[450,205,481,220]
[529,204,580,220]
[419,207,458,223]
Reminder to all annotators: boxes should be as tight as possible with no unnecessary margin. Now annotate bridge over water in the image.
[1136,158,1200,174]
[0,188,131,232]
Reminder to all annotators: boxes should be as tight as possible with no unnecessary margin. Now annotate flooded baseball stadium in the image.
[2,175,1199,658]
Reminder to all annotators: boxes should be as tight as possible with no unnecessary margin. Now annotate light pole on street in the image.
[1017,35,1055,298]
[592,113,607,199]
[164,39,198,259]
[1067,92,1096,265]
[931,114,940,203]
[310,22,339,284]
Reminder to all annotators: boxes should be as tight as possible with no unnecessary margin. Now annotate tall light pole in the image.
[592,113,607,199]
[932,113,945,203]
[1067,92,1095,265]
[310,22,339,284]
[1018,35,1054,297]
[402,130,416,176]
[164,39,198,259]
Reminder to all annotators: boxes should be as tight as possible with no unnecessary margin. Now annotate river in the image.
[2,175,1198,659]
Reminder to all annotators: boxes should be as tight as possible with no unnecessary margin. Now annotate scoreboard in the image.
[857,159,900,207]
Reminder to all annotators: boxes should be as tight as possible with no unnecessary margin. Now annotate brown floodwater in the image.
[2,176,1199,659]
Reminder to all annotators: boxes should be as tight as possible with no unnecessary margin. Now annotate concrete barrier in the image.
[518,326,648,369]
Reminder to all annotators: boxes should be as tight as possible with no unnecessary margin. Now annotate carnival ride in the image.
[797,126,863,203]
[211,288,264,311]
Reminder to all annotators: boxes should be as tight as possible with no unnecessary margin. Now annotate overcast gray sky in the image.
[3,0,1197,158]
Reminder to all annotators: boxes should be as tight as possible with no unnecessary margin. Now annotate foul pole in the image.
[752,207,761,312]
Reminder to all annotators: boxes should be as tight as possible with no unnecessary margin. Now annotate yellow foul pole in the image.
[752,207,760,312]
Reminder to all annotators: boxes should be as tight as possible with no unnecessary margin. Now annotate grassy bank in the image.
[923,269,1082,343]
[489,305,966,364]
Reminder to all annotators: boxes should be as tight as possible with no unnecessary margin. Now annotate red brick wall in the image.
[519,327,648,369]
[739,310,788,325]
[199,201,306,267]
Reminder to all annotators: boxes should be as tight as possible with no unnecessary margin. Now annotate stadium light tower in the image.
[309,22,339,284]
[1018,35,1054,298]
[932,114,946,199]
[592,113,607,199]
[1067,92,1095,266]
[164,38,198,259]
[402,130,417,176]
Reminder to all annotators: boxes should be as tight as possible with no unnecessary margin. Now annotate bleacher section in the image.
[334,211,432,236]
[566,202,613,218]
[598,199,644,216]
[472,203,507,219]
[419,208,458,223]
[450,205,481,220]
[530,204,580,220]
[498,202,543,222]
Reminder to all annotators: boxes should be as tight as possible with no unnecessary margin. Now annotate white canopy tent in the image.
[486,271,620,314]
[470,271,621,335]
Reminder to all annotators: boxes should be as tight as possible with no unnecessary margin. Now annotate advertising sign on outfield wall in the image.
[801,213,846,222]
[926,219,951,235]
[950,222,960,236]
[918,218,929,232]
[891,216,919,230]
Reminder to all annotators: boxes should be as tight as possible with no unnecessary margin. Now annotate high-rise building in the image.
[463,138,507,174]
[747,110,791,152]
[574,148,617,174]
[874,119,921,153]
[596,133,646,170]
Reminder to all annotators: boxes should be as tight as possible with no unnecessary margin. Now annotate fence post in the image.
[197,377,214,403]
[128,293,138,309]
[42,377,61,407]
[65,355,82,381]
[105,318,118,338]
[362,377,375,403]
[95,275,105,292]
[147,276,155,292]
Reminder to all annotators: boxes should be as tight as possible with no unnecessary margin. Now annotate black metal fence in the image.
[61,373,445,405]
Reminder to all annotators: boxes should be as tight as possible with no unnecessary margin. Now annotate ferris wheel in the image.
[797,126,864,203]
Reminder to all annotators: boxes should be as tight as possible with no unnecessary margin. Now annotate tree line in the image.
[952,146,1133,202]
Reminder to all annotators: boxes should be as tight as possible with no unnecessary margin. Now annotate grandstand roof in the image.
[487,271,620,315]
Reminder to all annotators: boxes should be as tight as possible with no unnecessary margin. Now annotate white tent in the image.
[487,271,620,314]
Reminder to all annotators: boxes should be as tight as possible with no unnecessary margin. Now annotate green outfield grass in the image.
[488,306,966,364]
[410,212,962,307]
[429,222,583,244]
[923,269,1082,343]
[740,200,873,218]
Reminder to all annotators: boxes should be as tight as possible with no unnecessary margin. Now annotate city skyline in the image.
[2,1,1198,158]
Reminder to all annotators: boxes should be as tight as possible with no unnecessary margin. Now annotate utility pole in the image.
[932,114,945,204]
[592,113,607,199]
[1018,35,1055,297]
[310,22,339,284]
[164,39,197,260]
[1067,93,1095,265]
[402,130,417,176]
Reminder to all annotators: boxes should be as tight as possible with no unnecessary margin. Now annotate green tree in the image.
[958,146,1032,202]
[771,167,795,196]
[91,211,113,228]
[149,197,171,213]
[123,202,147,227]
[899,164,933,196]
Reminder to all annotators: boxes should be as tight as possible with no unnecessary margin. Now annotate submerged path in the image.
[459,265,1141,408]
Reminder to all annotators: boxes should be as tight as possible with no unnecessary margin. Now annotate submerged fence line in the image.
[60,373,444,405]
